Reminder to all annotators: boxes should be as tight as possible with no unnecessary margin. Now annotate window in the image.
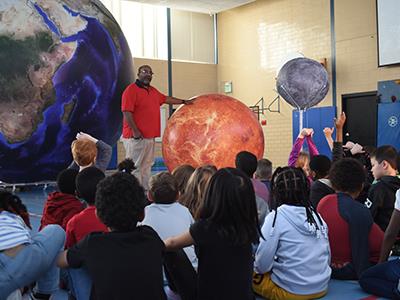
[99,0,216,63]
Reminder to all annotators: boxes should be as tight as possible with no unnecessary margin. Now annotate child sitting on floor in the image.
[0,190,65,300]
[58,172,166,300]
[317,158,383,280]
[359,188,400,299]
[254,167,331,300]
[141,172,197,268]
[40,168,83,231]
[165,168,261,300]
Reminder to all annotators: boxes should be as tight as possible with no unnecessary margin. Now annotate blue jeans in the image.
[67,268,92,300]
[0,225,65,300]
[359,259,400,299]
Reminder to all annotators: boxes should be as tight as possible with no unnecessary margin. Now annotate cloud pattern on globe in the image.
[0,0,133,183]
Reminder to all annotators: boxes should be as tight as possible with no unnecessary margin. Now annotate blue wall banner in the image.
[293,106,337,158]
[377,102,400,150]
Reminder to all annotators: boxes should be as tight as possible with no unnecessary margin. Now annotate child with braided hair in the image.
[253,167,331,300]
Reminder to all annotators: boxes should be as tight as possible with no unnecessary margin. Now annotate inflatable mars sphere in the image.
[162,94,265,171]
[0,0,133,183]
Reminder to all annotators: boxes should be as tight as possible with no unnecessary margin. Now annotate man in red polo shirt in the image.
[121,65,192,190]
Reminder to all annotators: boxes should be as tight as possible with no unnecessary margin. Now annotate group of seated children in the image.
[1,121,400,300]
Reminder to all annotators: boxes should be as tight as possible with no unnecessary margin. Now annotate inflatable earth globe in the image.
[0,0,133,183]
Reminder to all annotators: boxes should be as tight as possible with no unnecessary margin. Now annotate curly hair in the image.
[329,158,366,194]
[117,158,136,174]
[149,172,179,204]
[71,139,97,167]
[95,172,147,231]
[0,190,31,229]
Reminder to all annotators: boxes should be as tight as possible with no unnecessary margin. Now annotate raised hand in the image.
[323,127,334,138]
[335,112,346,129]
[76,132,98,143]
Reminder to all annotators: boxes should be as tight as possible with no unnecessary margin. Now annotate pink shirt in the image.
[251,178,270,204]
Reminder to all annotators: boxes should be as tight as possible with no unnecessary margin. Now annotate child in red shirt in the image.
[65,167,108,248]
[317,158,384,279]
[40,169,83,231]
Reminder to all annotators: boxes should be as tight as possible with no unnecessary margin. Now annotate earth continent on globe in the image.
[0,0,133,183]
[162,94,265,171]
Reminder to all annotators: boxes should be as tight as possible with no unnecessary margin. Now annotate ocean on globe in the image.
[0,0,134,183]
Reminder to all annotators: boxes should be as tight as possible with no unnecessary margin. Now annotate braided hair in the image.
[270,167,324,232]
[0,190,31,229]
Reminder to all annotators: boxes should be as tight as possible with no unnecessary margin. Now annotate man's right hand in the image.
[133,131,143,139]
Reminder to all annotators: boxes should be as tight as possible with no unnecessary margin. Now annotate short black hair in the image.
[149,172,179,204]
[329,158,366,194]
[371,145,398,170]
[76,167,105,204]
[117,158,136,173]
[255,159,272,180]
[309,155,331,179]
[57,169,79,195]
[96,172,147,231]
[138,65,151,73]
[199,168,261,245]
[235,151,258,178]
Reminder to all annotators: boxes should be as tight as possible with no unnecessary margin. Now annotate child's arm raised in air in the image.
[164,231,194,251]
[306,133,319,157]
[288,129,308,166]
[332,112,346,162]
[323,127,334,151]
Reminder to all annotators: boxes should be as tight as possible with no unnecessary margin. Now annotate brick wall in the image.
[217,0,331,167]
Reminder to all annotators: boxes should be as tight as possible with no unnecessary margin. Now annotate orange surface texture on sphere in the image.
[162,94,265,171]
